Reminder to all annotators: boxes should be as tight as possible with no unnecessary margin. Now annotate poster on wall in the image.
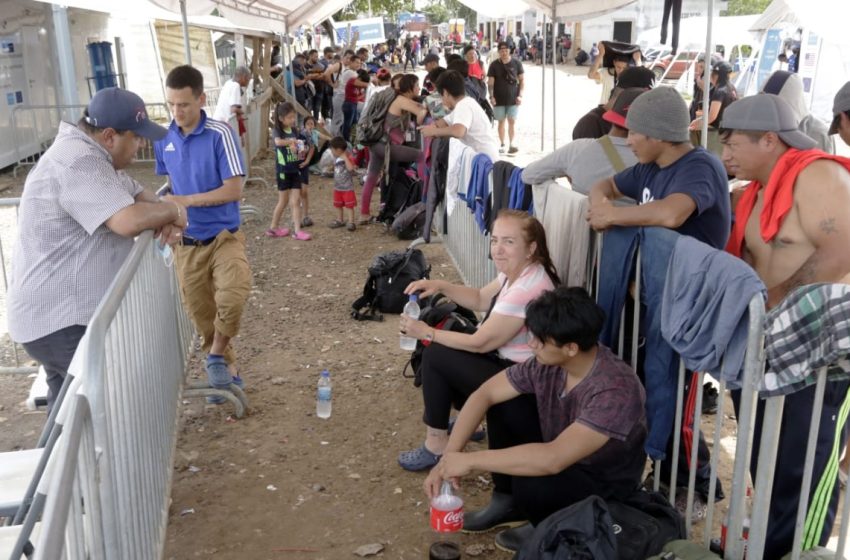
[0,34,25,108]
[797,29,822,110]
[756,28,783,92]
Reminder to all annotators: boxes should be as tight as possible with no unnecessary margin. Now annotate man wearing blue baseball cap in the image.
[7,87,188,414]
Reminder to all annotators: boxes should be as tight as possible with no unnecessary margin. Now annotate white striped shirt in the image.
[7,122,142,342]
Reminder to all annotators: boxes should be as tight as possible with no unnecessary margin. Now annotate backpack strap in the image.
[598,135,627,173]
[351,275,383,321]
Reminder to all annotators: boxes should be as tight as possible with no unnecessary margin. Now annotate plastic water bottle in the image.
[400,294,420,351]
[429,481,463,559]
[316,370,332,419]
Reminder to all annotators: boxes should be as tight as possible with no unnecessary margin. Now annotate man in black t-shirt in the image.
[487,41,525,155]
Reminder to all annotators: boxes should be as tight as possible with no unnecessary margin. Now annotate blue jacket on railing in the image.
[508,167,533,213]
[468,153,494,233]
[596,226,682,460]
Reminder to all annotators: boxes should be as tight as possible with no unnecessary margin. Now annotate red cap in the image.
[602,87,648,129]
[376,68,391,79]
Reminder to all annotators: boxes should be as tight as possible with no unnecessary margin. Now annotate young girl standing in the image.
[267,102,312,240]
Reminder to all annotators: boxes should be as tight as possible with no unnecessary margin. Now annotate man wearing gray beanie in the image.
[587,86,731,250]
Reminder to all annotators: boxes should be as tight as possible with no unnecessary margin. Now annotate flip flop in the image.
[292,230,312,241]
[265,227,290,238]
[398,445,441,471]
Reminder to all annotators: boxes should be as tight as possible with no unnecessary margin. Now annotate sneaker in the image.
[205,356,233,405]
[292,230,312,241]
[264,227,290,238]
[499,144,506,154]
[508,146,519,155]
[494,523,534,553]
[702,382,719,415]
[463,492,526,533]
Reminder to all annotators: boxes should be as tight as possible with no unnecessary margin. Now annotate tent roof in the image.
[149,0,351,30]
[456,0,637,20]
[750,0,846,44]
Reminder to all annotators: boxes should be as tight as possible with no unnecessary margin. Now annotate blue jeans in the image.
[597,226,682,460]
[342,100,358,142]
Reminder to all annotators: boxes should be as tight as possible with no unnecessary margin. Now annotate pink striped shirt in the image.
[492,263,555,362]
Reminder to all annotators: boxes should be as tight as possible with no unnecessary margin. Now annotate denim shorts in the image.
[493,105,519,121]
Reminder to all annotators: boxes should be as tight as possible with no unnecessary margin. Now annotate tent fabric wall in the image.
[455,0,638,21]
[149,0,351,29]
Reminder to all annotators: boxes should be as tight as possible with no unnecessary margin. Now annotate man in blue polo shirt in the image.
[155,65,251,403]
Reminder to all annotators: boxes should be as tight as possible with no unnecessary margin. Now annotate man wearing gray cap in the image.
[721,93,850,559]
[7,87,188,413]
[830,81,850,147]
[587,86,731,250]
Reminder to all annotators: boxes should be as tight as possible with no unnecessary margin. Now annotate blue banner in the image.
[757,29,783,92]
[334,17,386,47]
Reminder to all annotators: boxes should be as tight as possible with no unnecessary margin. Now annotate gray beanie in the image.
[625,86,690,143]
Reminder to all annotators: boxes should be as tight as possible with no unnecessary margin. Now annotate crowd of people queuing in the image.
[7,23,850,558]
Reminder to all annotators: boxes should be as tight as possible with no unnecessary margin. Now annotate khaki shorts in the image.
[174,229,252,365]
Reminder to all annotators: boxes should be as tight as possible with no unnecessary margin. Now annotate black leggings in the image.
[420,343,513,430]
[487,393,636,523]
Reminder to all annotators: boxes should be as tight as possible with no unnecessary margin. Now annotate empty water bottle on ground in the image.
[429,481,463,559]
[316,370,332,419]
[400,294,420,351]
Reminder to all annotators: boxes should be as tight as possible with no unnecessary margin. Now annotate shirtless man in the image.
[721,93,850,559]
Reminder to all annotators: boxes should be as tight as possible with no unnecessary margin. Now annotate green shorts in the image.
[493,105,519,121]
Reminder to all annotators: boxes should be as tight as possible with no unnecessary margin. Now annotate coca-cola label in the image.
[430,505,464,532]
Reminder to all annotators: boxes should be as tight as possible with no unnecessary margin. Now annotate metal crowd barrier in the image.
[10,230,195,559]
[11,103,171,176]
[203,86,222,116]
[437,184,850,557]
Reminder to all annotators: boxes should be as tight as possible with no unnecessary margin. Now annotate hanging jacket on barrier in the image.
[533,182,591,290]
[661,235,766,389]
[423,136,450,242]
[491,161,516,229]
[596,226,681,460]
[509,166,534,212]
[468,153,494,233]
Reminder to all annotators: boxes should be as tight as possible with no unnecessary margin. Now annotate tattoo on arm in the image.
[820,217,837,234]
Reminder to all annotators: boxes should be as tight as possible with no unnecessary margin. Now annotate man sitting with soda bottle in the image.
[423,287,648,553]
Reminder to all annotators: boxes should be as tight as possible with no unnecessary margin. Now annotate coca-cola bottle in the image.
[429,481,463,559]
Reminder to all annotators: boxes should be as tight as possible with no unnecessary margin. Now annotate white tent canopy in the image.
[750,0,845,44]
[456,0,637,20]
[150,0,351,30]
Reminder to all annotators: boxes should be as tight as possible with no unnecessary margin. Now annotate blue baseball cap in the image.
[85,87,168,141]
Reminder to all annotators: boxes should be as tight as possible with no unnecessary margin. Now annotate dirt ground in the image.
[0,153,740,559]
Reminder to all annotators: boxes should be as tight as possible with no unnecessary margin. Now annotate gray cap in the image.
[624,86,690,143]
[829,81,850,135]
[720,93,817,150]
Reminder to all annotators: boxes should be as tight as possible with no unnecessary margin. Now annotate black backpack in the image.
[516,495,617,560]
[391,201,427,240]
[351,248,430,321]
[402,293,479,386]
[377,165,422,226]
[606,490,685,560]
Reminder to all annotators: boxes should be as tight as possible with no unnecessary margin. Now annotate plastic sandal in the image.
[346,223,356,232]
[447,417,486,443]
[357,216,375,226]
[292,230,312,241]
[265,227,290,238]
[328,220,346,229]
[398,445,441,472]
[301,216,314,227]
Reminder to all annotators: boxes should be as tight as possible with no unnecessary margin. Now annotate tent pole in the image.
[180,0,192,65]
[541,13,546,152]
[283,27,295,100]
[701,0,715,148]
[551,7,557,151]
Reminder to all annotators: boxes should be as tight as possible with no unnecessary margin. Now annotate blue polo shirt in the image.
[155,111,244,241]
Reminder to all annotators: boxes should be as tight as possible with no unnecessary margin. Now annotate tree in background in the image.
[722,0,772,16]
[421,0,477,29]
[336,0,415,21]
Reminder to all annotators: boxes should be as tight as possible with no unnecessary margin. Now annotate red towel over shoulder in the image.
[726,149,850,257]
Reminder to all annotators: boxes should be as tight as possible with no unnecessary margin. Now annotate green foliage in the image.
[335,0,414,19]
[721,0,772,16]
[421,0,477,27]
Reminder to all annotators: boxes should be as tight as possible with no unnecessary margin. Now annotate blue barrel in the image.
[87,41,117,91]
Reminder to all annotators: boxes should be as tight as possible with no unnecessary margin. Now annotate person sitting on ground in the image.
[397,210,560,471]
[587,86,731,250]
[423,287,647,553]
[763,70,834,153]
[522,87,647,202]
[360,74,427,224]
[573,66,655,140]
[419,70,500,162]
[327,137,358,232]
